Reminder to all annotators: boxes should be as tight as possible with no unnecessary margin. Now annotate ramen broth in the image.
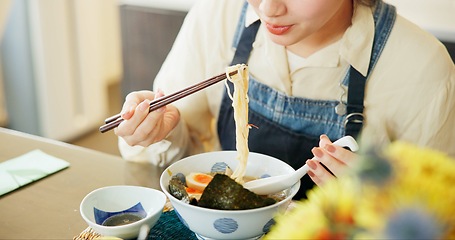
[102,213,144,226]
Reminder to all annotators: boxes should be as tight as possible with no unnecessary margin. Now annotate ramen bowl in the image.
[160,151,300,240]
[80,185,166,239]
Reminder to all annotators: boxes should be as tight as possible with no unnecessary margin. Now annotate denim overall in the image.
[217,1,396,199]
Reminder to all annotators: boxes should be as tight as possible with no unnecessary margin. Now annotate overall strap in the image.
[231,22,260,65]
[345,1,397,138]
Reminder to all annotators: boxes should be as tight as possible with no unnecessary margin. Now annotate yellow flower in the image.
[266,141,455,239]
[384,142,455,238]
[264,200,327,239]
[265,178,361,239]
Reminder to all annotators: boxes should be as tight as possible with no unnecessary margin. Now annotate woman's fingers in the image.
[120,90,156,120]
[319,134,332,147]
[116,99,152,137]
[323,143,358,167]
[306,159,336,187]
[128,109,165,147]
[153,89,166,113]
[311,147,346,176]
[319,134,358,167]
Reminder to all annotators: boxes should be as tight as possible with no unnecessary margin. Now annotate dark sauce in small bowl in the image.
[102,213,144,226]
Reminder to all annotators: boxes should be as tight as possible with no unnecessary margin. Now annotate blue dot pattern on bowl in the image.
[260,173,271,178]
[213,218,238,234]
[263,218,275,233]
[211,162,229,173]
[174,209,189,229]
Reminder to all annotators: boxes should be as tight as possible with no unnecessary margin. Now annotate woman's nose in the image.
[259,0,287,17]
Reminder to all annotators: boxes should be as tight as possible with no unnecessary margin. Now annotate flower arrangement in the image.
[265,141,455,239]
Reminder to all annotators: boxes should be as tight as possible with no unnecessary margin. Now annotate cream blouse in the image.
[119,0,455,166]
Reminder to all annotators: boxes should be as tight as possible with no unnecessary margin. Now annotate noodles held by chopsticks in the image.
[225,64,250,183]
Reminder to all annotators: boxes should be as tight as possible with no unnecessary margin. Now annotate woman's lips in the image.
[265,23,292,35]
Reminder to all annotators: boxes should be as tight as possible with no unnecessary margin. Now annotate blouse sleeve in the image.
[414,63,455,157]
[397,45,455,157]
[118,0,241,165]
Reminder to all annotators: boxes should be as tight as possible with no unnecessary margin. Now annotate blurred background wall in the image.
[0,0,453,147]
[0,0,11,127]
[0,0,122,141]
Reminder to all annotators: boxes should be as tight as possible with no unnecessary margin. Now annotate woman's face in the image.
[247,0,353,55]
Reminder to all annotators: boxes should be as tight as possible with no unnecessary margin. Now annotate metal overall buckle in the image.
[343,112,364,127]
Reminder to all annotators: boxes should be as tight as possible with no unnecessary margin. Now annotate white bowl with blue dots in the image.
[160,151,300,240]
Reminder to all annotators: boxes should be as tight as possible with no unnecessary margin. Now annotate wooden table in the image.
[0,127,165,239]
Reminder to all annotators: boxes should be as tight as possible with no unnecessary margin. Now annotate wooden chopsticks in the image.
[99,70,238,133]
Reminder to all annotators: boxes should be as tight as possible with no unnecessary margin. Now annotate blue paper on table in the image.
[0,149,70,196]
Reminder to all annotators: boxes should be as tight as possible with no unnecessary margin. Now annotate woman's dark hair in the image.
[356,0,379,7]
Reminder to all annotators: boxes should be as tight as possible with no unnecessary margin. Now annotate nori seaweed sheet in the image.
[198,174,276,210]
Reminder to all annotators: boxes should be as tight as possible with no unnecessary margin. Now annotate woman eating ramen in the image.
[114,0,455,199]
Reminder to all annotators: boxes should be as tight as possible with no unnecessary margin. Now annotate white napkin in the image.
[0,149,70,196]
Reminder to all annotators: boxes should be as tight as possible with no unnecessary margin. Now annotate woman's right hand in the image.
[114,90,181,147]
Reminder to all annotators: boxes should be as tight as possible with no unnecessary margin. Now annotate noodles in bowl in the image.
[159,65,299,239]
[160,151,299,239]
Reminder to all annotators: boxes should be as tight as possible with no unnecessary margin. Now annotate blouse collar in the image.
[246,3,375,77]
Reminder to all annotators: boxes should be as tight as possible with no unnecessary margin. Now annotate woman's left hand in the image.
[306,135,358,186]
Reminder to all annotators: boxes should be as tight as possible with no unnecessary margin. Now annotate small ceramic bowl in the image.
[80,185,166,239]
[160,151,300,240]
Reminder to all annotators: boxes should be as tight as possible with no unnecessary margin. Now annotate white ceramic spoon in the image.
[243,136,359,195]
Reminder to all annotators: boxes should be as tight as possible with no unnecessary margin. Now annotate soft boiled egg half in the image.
[185,172,214,192]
